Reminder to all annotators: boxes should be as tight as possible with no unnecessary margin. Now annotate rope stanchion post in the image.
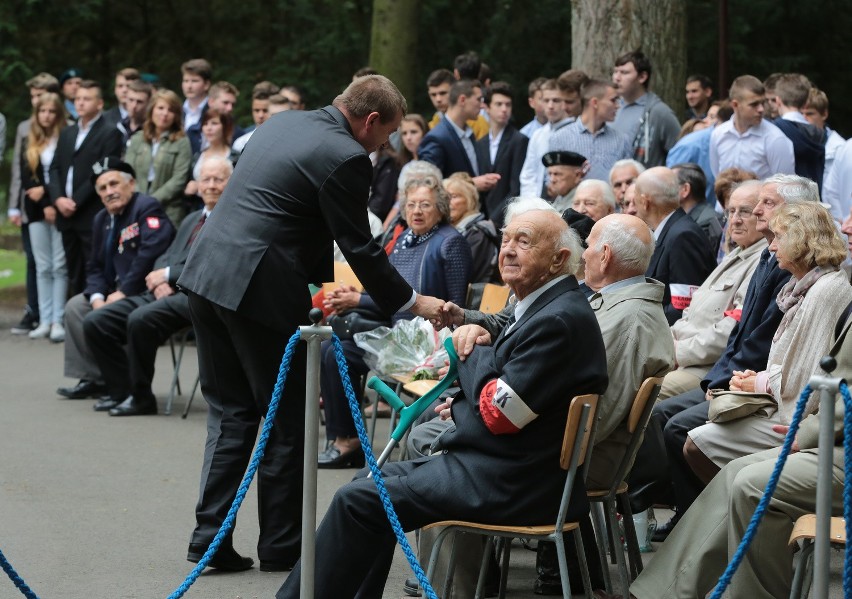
[298,308,334,599]
[811,356,842,599]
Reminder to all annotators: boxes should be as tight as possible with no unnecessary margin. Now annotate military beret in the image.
[542,150,587,168]
[91,156,136,186]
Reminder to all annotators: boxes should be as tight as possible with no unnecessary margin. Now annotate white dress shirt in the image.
[709,118,795,179]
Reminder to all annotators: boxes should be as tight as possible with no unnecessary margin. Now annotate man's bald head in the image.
[633,167,680,227]
[582,213,655,290]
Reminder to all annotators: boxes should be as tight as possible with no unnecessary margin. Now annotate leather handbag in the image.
[706,390,777,423]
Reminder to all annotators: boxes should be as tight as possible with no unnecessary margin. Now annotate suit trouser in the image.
[64,293,102,381]
[628,387,707,512]
[84,292,191,399]
[61,227,91,298]
[657,368,703,401]
[188,293,306,564]
[631,447,843,599]
[320,338,368,439]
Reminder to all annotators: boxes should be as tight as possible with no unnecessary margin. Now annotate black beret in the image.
[90,156,136,186]
[561,208,595,247]
[59,68,83,84]
[542,150,587,168]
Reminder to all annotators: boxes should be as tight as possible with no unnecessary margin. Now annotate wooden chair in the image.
[585,377,663,597]
[788,514,846,598]
[479,283,511,314]
[423,394,599,599]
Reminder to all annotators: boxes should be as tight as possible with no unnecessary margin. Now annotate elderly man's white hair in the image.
[398,160,442,191]
[198,154,234,176]
[595,217,655,273]
[576,179,618,210]
[503,196,584,276]
[763,174,820,204]
[636,167,680,210]
[609,158,646,180]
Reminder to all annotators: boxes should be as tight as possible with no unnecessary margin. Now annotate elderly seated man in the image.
[276,198,609,598]
[57,157,175,401]
[83,156,233,416]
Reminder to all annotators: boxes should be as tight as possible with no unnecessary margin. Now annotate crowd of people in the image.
[3,48,852,599]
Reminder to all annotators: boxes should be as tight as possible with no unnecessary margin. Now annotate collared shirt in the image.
[507,274,568,333]
[519,116,575,197]
[781,111,809,125]
[489,127,504,164]
[66,113,103,198]
[666,126,716,205]
[182,97,208,132]
[447,117,479,175]
[652,210,675,241]
[709,118,795,179]
[823,137,852,222]
[597,274,646,296]
[549,117,632,181]
[520,118,545,139]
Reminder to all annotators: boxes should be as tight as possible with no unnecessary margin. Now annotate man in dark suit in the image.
[83,157,232,416]
[277,201,608,598]
[418,79,499,193]
[634,166,715,325]
[176,75,446,573]
[57,157,175,402]
[474,81,529,229]
[630,174,819,537]
[47,80,125,296]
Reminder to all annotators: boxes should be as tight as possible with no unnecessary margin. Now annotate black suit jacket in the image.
[178,105,413,332]
[47,114,124,232]
[153,208,206,287]
[417,116,477,178]
[414,276,608,523]
[646,207,716,325]
[474,125,529,229]
[703,249,792,390]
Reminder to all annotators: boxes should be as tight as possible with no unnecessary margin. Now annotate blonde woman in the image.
[125,89,192,225]
[21,92,67,342]
[444,172,500,283]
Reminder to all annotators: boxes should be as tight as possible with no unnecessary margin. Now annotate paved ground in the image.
[0,301,842,598]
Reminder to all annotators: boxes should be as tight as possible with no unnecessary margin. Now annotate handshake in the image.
[413,296,493,362]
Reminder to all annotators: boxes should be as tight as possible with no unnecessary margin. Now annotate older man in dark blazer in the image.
[634,166,715,325]
[47,80,124,296]
[277,200,608,598]
[474,82,529,229]
[177,75,445,573]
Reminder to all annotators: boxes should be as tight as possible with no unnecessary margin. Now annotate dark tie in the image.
[103,215,116,284]
[187,213,207,248]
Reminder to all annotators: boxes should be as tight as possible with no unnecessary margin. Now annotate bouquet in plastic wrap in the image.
[353,317,451,380]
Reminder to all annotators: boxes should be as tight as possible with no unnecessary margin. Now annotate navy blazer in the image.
[474,124,529,229]
[703,249,792,390]
[417,116,477,178]
[646,208,716,325]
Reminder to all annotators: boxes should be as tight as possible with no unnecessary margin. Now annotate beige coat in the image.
[125,131,192,226]
[671,238,767,379]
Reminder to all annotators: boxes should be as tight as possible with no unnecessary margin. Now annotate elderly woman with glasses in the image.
[319,167,473,468]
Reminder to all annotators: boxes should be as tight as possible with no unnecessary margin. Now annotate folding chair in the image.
[586,376,663,597]
[788,513,846,599]
[423,394,599,599]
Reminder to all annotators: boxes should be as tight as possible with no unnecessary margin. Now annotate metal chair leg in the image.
[618,491,643,578]
[554,532,572,599]
[572,529,593,599]
[604,498,630,599]
[166,331,188,415]
[181,374,201,419]
[498,538,511,599]
[591,502,613,593]
[474,535,494,599]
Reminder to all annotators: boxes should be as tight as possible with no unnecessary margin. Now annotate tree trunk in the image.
[571,0,687,114]
[369,0,419,109]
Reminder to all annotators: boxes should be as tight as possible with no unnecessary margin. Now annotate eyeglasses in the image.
[726,208,754,219]
[405,202,434,212]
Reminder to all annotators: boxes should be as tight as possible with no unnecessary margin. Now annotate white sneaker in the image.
[29,322,51,339]
[49,323,66,343]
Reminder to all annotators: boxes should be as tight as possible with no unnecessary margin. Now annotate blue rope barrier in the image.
[0,549,38,599]
[165,329,302,599]
[330,334,439,599]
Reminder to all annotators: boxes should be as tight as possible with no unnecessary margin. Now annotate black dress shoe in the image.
[57,379,107,399]
[403,576,422,597]
[187,543,254,571]
[109,395,158,416]
[317,444,366,469]
[259,559,296,572]
[94,396,123,412]
[652,509,681,542]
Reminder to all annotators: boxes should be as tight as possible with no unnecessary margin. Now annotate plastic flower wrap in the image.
[353,317,451,379]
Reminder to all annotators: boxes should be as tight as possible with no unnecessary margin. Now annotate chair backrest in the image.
[560,394,599,470]
[322,262,364,295]
[479,283,511,314]
[607,376,663,491]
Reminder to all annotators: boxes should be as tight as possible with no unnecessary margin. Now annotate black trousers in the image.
[187,293,307,564]
[61,227,92,298]
[320,338,369,439]
[21,223,38,319]
[84,291,191,399]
